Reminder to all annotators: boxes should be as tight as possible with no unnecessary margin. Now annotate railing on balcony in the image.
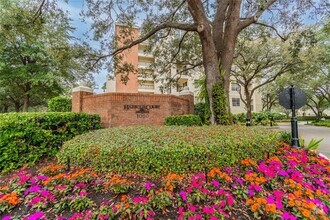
[138,62,152,69]
[138,84,155,90]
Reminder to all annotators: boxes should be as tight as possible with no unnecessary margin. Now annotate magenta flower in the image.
[24,185,42,196]
[291,170,304,182]
[2,215,11,220]
[144,181,155,190]
[26,211,46,220]
[179,190,187,201]
[41,190,55,201]
[212,180,220,187]
[282,212,297,220]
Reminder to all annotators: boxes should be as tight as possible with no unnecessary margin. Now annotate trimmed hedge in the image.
[48,96,71,112]
[0,112,101,172]
[165,114,202,126]
[57,126,280,176]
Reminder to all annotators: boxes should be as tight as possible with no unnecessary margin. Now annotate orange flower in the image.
[251,203,259,211]
[301,208,311,218]
[244,173,266,185]
[43,173,66,185]
[266,156,282,164]
[241,159,256,167]
[0,192,21,206]
[0,186,9,191]
[162,173,182,192]
[293,190,302,197]
[265,204,276,213]
[121,195,129,202]
[207,168,232,181]
[288,198,295,207]
[39,164,65,174]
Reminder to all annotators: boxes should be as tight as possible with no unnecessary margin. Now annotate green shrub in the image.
[233,111,286,125]
[194,103,206,124]
[57,126,280,176]
[48,96,71,112]
[313,120,330,127]
[0,112,101,172]
[165,114,202,126]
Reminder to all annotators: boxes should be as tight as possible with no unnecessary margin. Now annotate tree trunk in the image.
[23,93,30,112]
[244,86,252,126]
[14,102,20,112]
[316,107,322,120]
[201,39,221,125]
[188,0,222,125]
[3,104,9,113]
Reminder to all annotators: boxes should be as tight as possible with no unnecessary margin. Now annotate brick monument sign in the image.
[72,83,194,127]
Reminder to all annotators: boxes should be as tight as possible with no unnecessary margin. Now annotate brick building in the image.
[107,24,263,114]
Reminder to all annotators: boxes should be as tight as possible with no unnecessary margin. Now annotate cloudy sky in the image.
[58,0,106,93]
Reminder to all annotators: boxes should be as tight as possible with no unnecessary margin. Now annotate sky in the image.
[58,0,326,93]
[58,0,106,94]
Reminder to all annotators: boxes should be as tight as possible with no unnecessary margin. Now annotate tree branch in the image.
[238,0,277,31]
[255,22,288,41]
[90,22,197,68]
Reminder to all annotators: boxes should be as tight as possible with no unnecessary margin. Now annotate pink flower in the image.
[76,183,87,189]
[187,204,196,212]
[29,197,42,206]
[227,194,234,206]
[133,196,149,204]
[203,206,214,215]
[79,190,88,197]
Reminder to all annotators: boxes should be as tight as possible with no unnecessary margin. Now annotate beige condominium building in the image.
[106,25,262,114]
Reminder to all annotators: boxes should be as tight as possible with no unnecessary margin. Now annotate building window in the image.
[232,98,240,107]
[231,83,240,91]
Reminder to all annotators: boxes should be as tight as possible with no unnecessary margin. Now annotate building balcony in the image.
[138,51,153,58]
[138,62,152,69]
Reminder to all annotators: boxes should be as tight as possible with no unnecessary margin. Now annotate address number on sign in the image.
[137,114,149,118]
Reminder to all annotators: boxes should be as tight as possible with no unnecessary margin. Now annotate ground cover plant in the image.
[0,113,101,173]
[57,126,279,175]
[0,142,329,219]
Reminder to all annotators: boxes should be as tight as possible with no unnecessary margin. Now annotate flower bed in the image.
[57,126,279,175]
[1,143,329,219]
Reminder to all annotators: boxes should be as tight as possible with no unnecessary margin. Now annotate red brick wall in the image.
[72,92,194,127]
